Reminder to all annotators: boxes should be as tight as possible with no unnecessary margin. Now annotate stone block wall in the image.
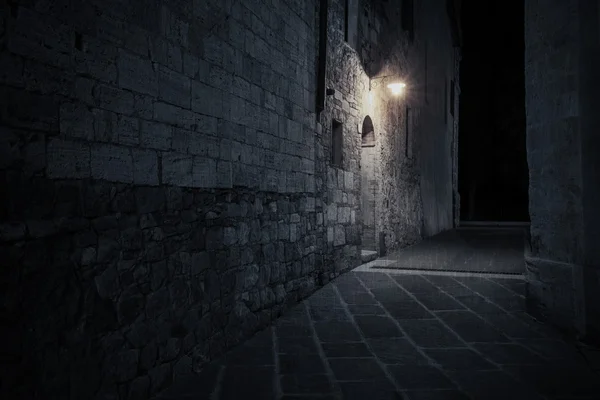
[524,0,584,335]
[0,0,321,398]
[0,0,460,398]
[524,0,600,342]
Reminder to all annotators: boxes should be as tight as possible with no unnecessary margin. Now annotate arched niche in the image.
[361,115,375,147]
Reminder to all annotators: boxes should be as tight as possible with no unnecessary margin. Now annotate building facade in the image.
[0,0,460,398]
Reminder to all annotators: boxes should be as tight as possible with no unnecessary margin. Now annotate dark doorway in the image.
[458,1,529,223]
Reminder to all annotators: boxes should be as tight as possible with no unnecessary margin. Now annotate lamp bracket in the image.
[369,75,398,90]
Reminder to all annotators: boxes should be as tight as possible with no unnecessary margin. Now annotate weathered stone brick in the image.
[59,102,94,140]
[73,76,96,105]
[326,203,338,222]
[159,6,189,48]
[118,48,158,96]
[238,144,255,165]
[150,35,183,72]
[232,163,260,188]
[115,114,140,146]
[192,156,216,188]
[182,52,200,79]
[93,83,135,115]
[132,93,154,119]
[298,158,313,175]
[221,41,237,75]
[305,175,316,193]
[344,171,354,190]
[286,118,302,142]
[141,120,172,150]
[46,138,90,179]
[215,160,233,188]
[154,102,196,130]
[334,225,346,246]
[162,152,192,186]
[195,114,218,135]
[229,141,246,164]
[92,108,116,143]
[171,128,219,157]
[91,144,133,183]
[133,149,159,186]
[192,80,224,118]
[338,207,351,224]
[74,36,119,84]
[202,35,225,66]
[119,19,150,54]
[158,65,191,109]
[228,18,246,50]
[286,172,304,193]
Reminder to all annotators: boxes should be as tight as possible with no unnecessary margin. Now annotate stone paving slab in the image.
[154,270,600,400]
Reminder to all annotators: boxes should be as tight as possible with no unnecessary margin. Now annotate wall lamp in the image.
[369,75,406,96]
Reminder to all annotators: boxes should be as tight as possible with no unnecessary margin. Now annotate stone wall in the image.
[524,0,600,342]
[320,0,459,257]
[0,0,321,398]
[0,0,460,398]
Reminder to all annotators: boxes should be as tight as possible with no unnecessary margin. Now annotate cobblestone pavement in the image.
[154,271,600,400]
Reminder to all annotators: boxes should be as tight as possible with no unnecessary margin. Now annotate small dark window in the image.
[450,80,455,116]
[74,32,84,51]
[361,116,375,147]
[332,120,343,167]
[344,0,349,42]
[401,0,414,42]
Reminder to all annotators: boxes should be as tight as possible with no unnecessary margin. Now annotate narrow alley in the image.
[1,0,599,399]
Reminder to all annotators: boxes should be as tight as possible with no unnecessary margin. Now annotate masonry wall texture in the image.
[524,0,600,342]
[320,0,459,258]
[0,0,459,398]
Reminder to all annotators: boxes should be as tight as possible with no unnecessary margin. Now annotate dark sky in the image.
[458,1,529,222]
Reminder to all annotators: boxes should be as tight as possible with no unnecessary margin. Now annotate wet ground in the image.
[153,229,600,400]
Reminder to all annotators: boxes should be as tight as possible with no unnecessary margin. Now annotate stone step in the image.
[361,249,378,263]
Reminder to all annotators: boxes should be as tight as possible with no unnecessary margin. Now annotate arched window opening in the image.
[361,115,375,147]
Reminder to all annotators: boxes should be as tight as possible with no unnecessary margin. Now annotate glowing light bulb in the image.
[387,82,406,96]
